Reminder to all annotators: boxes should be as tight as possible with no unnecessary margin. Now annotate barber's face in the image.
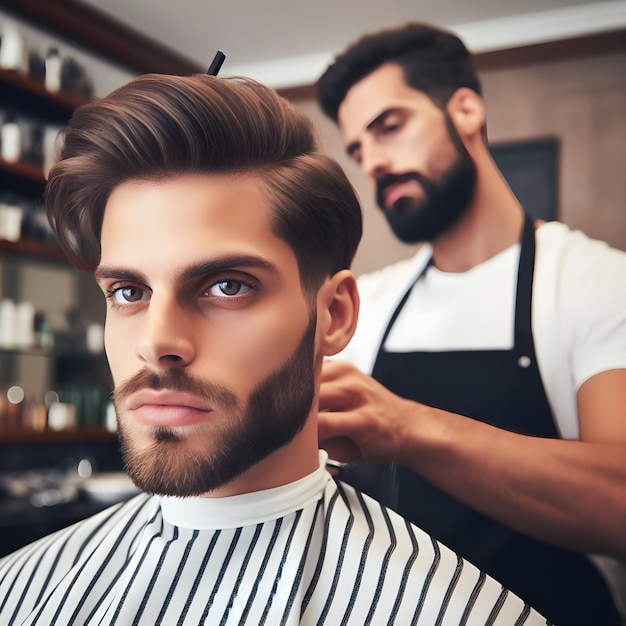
[338,63,476,243]
[96,174,319,497]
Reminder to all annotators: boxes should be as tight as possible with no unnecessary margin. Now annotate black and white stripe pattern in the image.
[0,476,549,624]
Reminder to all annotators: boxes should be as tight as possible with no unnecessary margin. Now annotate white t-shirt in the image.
[0,453,546,625]
[339,221,626,440]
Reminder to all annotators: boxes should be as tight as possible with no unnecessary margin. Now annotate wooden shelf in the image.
[0,237,67,264]
[0,68,87,110]
[0,156,46,184]
[0,427,117,445]
[0,67,87,123]
[0,33,111,457]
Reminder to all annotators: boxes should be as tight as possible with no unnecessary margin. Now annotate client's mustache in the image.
[114,368,238,410]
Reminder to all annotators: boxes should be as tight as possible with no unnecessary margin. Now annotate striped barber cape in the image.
[0,454,549,625]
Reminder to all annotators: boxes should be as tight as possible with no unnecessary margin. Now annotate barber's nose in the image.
[361,143,391,180]
[136,294,195,369]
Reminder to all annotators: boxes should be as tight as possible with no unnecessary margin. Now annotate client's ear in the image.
[316,270,359,356]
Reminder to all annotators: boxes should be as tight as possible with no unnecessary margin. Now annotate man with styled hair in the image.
[0,74,546,624]
[316,22,626,626]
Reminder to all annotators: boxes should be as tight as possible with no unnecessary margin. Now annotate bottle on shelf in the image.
[1,114,23,163]
[19,119,44,167]
[0,49,109,442]
[0,383,115,433]
[0,194,24,242]
[47,400,77,430]
[43,125,65,178]
[0,384,26,430]
[0,299,17,348]
[15,301,35,348]
[24,393,48,431]
[34,310,54,349]
[44,48,63,93]
[28,49,46,83]
[0,298,38,349]
[0,20,28,73]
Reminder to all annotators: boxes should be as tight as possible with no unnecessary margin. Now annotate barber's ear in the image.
[316,270,359,356]
[446,87,485,139]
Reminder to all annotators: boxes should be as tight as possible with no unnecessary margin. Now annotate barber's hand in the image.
[318,360,413,465]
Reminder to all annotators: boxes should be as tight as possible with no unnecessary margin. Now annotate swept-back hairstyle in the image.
[317,23,482,122]
[46,74,362,293]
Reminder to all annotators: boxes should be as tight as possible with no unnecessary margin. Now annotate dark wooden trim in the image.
[277,84,317,101]
[282,28,626,101]
[472,28,626,72]
[0,237,68,265]
[0,0,204,75]
[0,67,87,109]
[0,157,46,184]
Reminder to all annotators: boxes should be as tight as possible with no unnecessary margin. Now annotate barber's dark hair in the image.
[46,74,362,293]
[317,23,482,122]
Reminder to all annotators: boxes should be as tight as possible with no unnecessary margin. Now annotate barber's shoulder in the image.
[535,222,626,331]
[537,221,626,277]
[356,249,431,299]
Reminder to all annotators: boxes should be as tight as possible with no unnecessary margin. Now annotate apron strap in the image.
[514,215,538,360]
[376,214,533,358]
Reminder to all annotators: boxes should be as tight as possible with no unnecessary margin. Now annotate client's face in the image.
[96,173,319,497]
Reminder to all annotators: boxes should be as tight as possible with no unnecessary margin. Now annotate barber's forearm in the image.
[395,405,626,559]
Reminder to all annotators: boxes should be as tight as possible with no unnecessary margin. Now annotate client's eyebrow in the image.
[174,255,279,282]
[94,255,279,284]
[94,266,144,283]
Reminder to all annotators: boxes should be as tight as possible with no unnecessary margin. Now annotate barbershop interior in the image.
[0,0,624,620]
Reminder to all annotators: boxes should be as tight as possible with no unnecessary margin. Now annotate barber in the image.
[316,22,626,626]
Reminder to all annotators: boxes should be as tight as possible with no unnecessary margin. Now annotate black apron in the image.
[348,215,619,625]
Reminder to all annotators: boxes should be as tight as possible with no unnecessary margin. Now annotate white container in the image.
[48,401,77,430]
[1,119,22,163]
[43,125,64,178]
[0,21,27,71]
[1,203,23,241]
[105,401,117,432]
[45,48,63,93]
[0,299,17,348]
[15,301,35,348]
[86,322,104,353]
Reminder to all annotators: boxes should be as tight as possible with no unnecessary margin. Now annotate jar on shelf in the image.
[1,115,23,163]
[0,194,24,242]
[44,47,63,93]
[0,21,28,73]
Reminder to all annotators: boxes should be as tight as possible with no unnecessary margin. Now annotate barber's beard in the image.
[114,314,317,497]
[376,116,477,244]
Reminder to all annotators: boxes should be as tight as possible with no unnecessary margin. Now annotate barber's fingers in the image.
[320,437,361,464]
[320,362,373,411]
[318,407,357,437]
[321,359,360,382]
[318,383,356,412]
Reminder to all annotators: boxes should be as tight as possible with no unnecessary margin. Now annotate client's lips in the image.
[126,389,213,427]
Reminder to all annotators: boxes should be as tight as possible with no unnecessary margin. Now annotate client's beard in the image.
[114,314,317,496]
